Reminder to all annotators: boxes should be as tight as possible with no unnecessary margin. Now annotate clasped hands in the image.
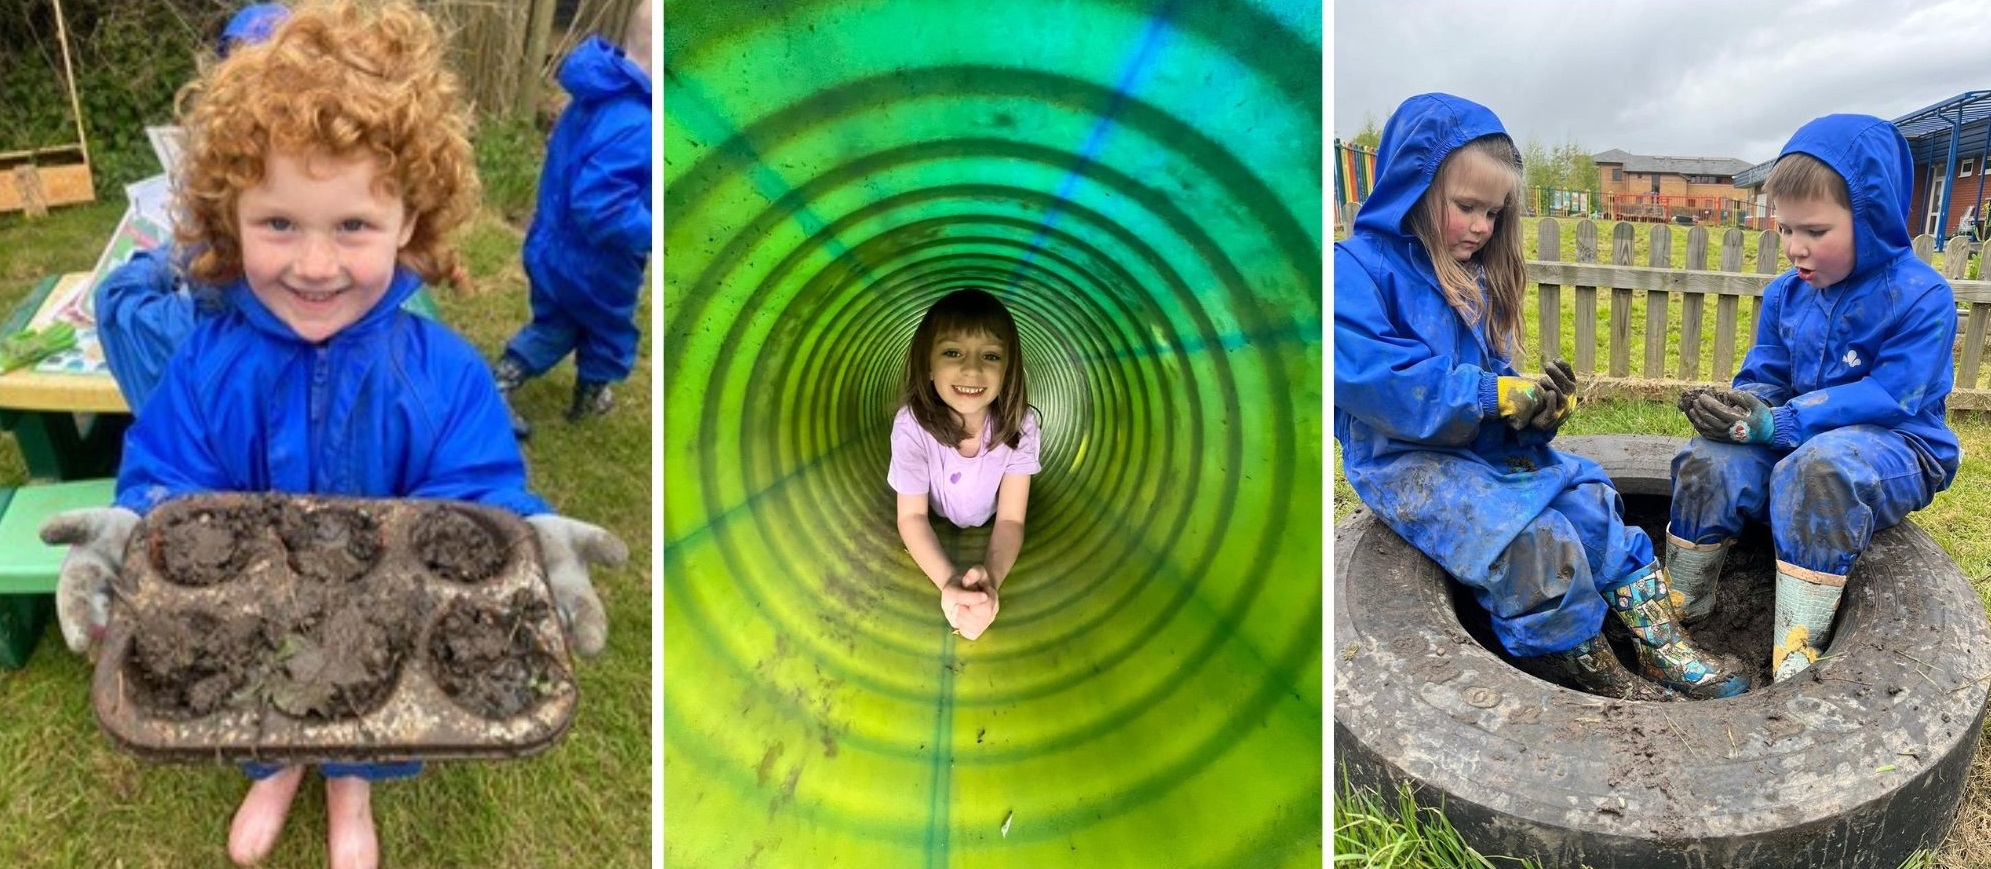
[1677,386,1775,445]
[1494,357,1578,431]
[940,565,1000,641]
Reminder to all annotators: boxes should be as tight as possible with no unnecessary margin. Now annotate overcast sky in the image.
[1331,0,1986,164]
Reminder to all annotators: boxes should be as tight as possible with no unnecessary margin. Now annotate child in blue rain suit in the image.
[1334,92,1746,701]
[39,3,625,867]
[1668,114,1959,682]
[95,3,291,412]
[493,1,653,438]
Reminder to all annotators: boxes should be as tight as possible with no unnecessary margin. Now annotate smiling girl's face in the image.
[929,329,1007,424]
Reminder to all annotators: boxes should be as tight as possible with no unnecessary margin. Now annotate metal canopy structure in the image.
[1888,90,1991,249]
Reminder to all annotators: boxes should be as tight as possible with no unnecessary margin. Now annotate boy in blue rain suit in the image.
[1335,92,1747,701]
[1668,114,1959,682]
[39,3,626,866]
[493,1,653,438]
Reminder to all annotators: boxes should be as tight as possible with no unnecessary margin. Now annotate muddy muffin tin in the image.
[90,493,576,763]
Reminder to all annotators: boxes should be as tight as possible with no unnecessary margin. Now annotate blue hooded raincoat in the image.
[1333,93,1654,658]
[116,266,549,519]
[505,35,653,384]
[1669,115,1959,575]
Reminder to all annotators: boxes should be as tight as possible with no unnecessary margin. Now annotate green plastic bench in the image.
[0,477,117,668]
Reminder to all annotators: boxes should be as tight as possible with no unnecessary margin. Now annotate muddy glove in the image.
[1682,388,1774,444]
[1527,358,1579,430]
[1493,377,1546,430]
[527,514,627,658]
[39,507,141,654]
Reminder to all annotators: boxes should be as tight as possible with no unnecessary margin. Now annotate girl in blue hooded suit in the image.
[1334,93,1746,701]
[1667,115,1959,683]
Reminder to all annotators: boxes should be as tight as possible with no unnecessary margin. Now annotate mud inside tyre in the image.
[1335,435,1991,868]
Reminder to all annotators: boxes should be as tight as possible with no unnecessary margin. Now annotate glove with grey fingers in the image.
[39,507,142,654]
[527,514,628,657]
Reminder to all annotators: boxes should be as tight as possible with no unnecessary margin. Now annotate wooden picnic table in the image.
[0,272,129,482]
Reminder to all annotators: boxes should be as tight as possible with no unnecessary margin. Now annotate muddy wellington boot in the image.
[492,354,534,441]
[1663,527,1731,624]
[567,379,613,422]
[1528,634,1680,701]
[1772,561,1846,682]
[1609,564,1750,699]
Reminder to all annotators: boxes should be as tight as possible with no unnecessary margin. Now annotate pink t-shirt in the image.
[887,406,1041,528]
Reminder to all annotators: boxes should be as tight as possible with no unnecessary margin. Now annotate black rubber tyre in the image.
[1334,435,1990,868]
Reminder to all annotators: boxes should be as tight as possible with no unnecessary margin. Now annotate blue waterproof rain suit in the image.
[115,266,548,781]
[95,246,229,412]
[117,267,548,517]
[504,36,652,384]
[1670,116,1958,575]
[1333,93,1654,658]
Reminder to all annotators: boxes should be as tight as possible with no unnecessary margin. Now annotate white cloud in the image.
[1333,0,1985,162]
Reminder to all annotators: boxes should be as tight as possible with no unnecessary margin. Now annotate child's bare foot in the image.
[325,776,379,869]
[228,765,305,866]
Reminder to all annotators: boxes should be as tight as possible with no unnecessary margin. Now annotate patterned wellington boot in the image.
[1772,562,1846,682]
[492,354,534,440]
[1526,633,1679,702]
[568,380,614,421]
[1609,564,1751,699]
[1663,527,1730,624]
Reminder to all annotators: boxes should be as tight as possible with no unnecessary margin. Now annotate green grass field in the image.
[0,192,651,866]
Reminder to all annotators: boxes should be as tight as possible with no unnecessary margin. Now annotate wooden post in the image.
[50,0,90,168]
[1679,226,1707,381]
[1643,224,1670,378]
[1752,230,1779,350]
[1574,219,1599,376]
[1715,228,1742,382]
[13,166,48,219]
[1610,222,1635,377]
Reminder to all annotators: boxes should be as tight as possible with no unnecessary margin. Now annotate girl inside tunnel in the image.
[888,289,1042,642]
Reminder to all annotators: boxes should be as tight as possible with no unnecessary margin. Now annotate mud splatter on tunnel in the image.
[663,1,1323,864]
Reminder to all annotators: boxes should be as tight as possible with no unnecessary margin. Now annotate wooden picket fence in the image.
[1522,217,1991,411]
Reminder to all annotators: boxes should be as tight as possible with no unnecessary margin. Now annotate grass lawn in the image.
[0,198,652,866]
[1332,398,1991,867]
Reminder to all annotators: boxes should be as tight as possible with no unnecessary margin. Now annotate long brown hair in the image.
[898,288,1031,449]
[1409,134,1526,357]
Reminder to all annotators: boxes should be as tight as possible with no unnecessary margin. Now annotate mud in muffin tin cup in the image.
[89,493,577,764]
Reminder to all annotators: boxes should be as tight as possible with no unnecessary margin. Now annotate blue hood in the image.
[559,36,650,105]
[1776,114,1913,285]
[1352,93,1511,240]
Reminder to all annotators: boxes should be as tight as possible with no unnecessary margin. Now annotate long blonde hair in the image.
[1409,135,1526,357]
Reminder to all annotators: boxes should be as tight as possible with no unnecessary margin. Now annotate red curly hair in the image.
[173,0,479,289]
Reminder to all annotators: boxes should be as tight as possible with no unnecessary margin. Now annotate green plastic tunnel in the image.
[662,1,1323,864]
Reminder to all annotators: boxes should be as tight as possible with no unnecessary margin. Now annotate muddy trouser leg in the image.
[1768,426,1937,680]
[1668,439,1776,619]
[1436,501,1667,699]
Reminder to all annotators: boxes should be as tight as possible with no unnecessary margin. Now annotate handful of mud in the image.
[90,493,576,764]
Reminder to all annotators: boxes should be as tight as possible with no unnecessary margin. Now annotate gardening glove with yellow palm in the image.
[1493,376,1547,430]
[39,507,141,654]
[528,514,627,658]
[1528,358,1579,430]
